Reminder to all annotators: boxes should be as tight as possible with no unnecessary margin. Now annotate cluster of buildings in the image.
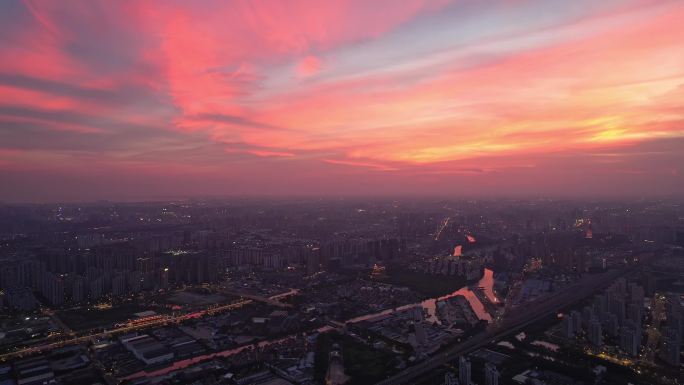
[0,248,222,311]
[354,306,458,357]
[436,295,479,330]
[0,199,682,385]
[92,326,209,378]
[0,316,60,354]
[122,334,317,385]
[569,278,647,355]
[563,276,682,368]
[443,355,500,385]
[0,346,100,385]
[658,294,683,367]
[223,236,403,273]
[300,278,422,319]
[1,233,404,313]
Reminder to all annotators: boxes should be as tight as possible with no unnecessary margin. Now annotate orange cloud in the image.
[1,0,683,200]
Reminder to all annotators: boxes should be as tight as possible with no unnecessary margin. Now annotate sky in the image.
[1,0,683,202]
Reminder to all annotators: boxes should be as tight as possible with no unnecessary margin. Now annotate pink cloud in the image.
[296,55,323,77]
[249,150,295,158]
[1,0,683,200]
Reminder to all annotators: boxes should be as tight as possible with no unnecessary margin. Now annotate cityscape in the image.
[1,0,684,385]
[0,199,682,385]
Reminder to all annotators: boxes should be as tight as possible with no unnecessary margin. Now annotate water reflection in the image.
[349,268,496,324]
[127,269,497,380]
[422,268,495,323]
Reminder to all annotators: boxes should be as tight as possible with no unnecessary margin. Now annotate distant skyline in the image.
[1,0,684,202]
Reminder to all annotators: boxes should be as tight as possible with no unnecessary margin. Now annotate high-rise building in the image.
[608,295,626,324]
[627,303,643,327]
[5,287,37,311]
[41,272,64,306]
[71,277,85,303]
[89,276,105,300]
[562,315,575,338]
[206,255,219,283]
[643,272,656,297]
[593,294,607,316]
[458,356,471,385]
[571,310,583,334]
[582,306,594,329]
[127,271,141,293]
[589,317,603,348]
[112,274,126,296]
[670,311,683,340]
[630,284,645,305]
[660,327,681,367]
[137,257,154,273]
[619,325,640,356]
[665,295,683,337]
[444,372,458,385]
[306,248,321,275]
[158,267,170,290]
[484,362,499,385]
[605,313,620,337]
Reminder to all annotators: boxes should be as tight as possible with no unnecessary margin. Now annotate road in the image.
[0,299,252,362]
[434,217,450,241]
[0,287,294,364]
[0,265,633,384]
[375,268,630,385]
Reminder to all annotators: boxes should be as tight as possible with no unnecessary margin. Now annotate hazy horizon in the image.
[2,192,684,205]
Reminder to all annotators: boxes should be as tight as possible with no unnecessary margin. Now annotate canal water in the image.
[126,269,497,380]
[348,268,497,324]
[423,267,497,323]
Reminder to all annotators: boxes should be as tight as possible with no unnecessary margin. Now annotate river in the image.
[124,268,497,381]
[348,268,497,324]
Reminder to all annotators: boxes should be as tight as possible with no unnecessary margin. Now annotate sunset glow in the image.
[1,0,683,200]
